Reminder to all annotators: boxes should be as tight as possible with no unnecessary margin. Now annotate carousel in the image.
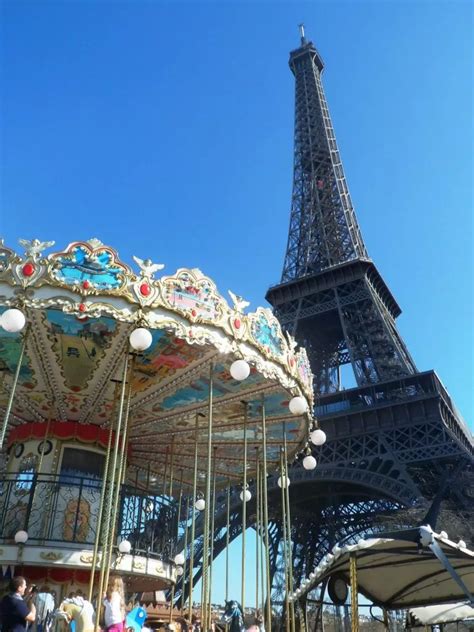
[0,238,323,631]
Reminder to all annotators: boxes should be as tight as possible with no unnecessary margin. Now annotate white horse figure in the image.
[55,597,95,632]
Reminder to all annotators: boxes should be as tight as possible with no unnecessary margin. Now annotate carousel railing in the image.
[0,472,178,560]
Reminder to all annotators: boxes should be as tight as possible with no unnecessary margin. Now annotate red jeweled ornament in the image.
[82,280,91,290]
[191,309,197,317]
[234,318,241,329]
[22,262,35,277]
[79,303,87,313]
[140,283,151,296]
[290,357,295,367]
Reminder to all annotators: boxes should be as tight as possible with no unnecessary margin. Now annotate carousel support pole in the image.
[283,430,295,632]
[0,326,29,449]
[37,404,53,475]
[180,495,190,616]
[104,358,135,591]
[201,363,214,632]
[225,479,231,632]
[261,395,272,632]
[255,450,260,616]
[168,462,181,623]
[88,383,120,603]
[349,553,359,632]
[241,402,249,614]
[259,463,265,622]
[208,446,218,628]
[188,413,201,625]
[279,448,290,632]
[95,350,130,631]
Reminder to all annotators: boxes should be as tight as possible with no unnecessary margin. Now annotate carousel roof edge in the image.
[0,238,314,403]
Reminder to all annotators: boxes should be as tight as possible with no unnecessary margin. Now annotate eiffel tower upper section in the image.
[267,27,418,394]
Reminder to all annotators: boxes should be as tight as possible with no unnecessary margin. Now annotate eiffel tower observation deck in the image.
[266,25,474,580]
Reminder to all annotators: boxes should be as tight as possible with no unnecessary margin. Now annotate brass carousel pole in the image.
[168,457,180,624]
[103,359,135,592]
[241,402,248,613]
[201,363,214,632]
[283,430,296,632]
[279,448,290,632]
[188,413,200,625]
[259,464,265,622]
[255,449,260,616]
[261,395,272,632]
[180,495,190,616]
[225,479,231,632]
[208,446,218,628]
[87,385,117,603]
[0,325,30,449]
[95,350,130,631]
[350,553,359,632]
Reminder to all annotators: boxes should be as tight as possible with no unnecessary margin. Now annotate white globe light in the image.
[174,552,185,566]
[303,455,317,470]
[240,489,252,502]
[230,359,250,381]
[277,475,290,489]
[2,309,26,333]
[458,540,466,548]
[129,327,153,351]
[310,428,326,446]
[118,539,131,554]
[289,396,307,415]
[176,566,184,576]
[440,531,448,539]
[14,530,28,544]
[195,498,205,511]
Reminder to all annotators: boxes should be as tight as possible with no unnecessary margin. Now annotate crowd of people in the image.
[0,575,128,632]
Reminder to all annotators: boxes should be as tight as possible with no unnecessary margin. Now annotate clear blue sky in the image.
[0,0,472,605]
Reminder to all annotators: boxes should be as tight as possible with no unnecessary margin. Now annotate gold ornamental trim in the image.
[39,551,63,561]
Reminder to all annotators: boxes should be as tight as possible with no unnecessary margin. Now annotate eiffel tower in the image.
[265,26,474,597]
[173,28,473,615]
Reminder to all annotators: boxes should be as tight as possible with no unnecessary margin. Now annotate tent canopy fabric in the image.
[294,528,474,609]
[409,602,474,625]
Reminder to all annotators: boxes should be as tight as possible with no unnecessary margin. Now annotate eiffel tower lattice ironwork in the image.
[171,28,473,620]
[263,26,474,609]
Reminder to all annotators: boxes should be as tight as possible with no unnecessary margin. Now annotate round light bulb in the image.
[440,531,448,539]
[230,359,250,381]
[1,309,26,333]
[303,455,317,470]
[176,566,184,576]
[240,489,252,502]
[174,552,185,566]
[195,498,205,511]
[14,530,28,544]
[310,428,326,446]
[118,539,131,554]
[129,327,153,351]
[289,396,307,415]
[458,539,466,548]
[277,475,290,489]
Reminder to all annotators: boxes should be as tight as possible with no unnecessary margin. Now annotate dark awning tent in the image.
[291,527,474,609]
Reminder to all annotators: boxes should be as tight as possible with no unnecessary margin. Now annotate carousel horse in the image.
[55,597,95,632]
[222,600,245,632]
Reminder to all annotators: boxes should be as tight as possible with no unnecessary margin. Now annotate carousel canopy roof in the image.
[409,602,474,625]
[0,238,314,489]
[293,527,474,608]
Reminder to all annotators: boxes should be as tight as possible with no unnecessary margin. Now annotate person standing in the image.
[0,577,36,632]
[103,577,125,632]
